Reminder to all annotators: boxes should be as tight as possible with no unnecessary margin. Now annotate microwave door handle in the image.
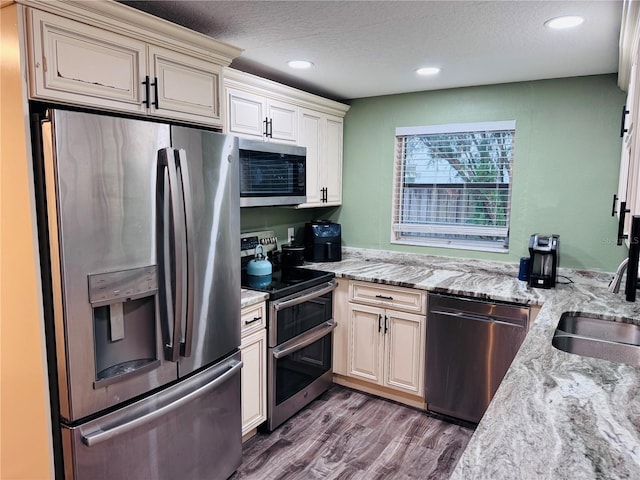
[175,149,195,358]
[156,148,184,362]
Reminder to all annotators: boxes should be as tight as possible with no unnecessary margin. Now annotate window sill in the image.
[391,238,509,254]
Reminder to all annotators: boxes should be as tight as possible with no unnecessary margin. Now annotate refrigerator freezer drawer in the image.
[62,352,242,480]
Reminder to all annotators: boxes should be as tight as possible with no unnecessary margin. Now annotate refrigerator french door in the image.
[36,108,241,479]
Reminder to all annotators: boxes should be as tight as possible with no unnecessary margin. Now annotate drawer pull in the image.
[375,294,394,300]
[244,316,262,325]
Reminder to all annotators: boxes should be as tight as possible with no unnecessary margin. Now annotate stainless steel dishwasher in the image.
[425,293,529,423]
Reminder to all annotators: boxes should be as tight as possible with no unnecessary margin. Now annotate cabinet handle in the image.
[142,76,151,108]
[151,77,159,109]
[320,187,327,203]
[384,315,389,334]
[263,117,274,137]
[244,316,262,325]
[621,104,630,138]
[612,193,618,217]
[375,294,393,300]
[378,314,382,333]
[618,201,631,245]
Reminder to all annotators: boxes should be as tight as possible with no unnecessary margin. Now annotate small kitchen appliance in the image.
[238,138,307,207]
[304,220,342,262]
[528,234,559,289]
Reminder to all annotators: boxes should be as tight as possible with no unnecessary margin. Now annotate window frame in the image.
[391,120,516,253]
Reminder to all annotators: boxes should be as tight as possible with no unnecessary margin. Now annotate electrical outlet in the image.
[287,227,295,244]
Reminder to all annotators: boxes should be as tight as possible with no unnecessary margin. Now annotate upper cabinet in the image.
[227,88,298,143]
[22,0,242,128]
[224,69,350,208]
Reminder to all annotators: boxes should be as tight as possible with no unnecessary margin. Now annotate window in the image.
[392,121,516,252]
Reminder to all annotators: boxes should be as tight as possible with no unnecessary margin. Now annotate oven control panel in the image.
[241,230,279,257]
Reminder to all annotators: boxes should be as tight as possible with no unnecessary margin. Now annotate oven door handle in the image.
[272,281,337,311]
[272,320,336,359]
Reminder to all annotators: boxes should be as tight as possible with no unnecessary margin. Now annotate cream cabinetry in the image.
[616,2,640,245]
[227,87,298,143]
[298,109,344,206]
[341,281,427,400]
[240,302,267,438]
[23,1,240,127]
[224,68,349,207]
[332,278,350,376]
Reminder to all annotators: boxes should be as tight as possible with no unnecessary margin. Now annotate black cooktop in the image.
[241,267,334,300]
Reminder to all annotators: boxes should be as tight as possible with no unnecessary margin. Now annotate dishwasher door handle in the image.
[430,309,527,329]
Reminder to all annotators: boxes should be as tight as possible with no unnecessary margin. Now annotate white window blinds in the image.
[392,121,516,251]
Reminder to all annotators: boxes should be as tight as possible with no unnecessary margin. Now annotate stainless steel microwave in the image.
[238,138,307,207]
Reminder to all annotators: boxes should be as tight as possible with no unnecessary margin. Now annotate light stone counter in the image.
[304,248,640,479]
[241,288,268,309]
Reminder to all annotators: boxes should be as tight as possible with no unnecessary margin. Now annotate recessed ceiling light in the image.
[544,15,585,30]
[416,67,441,76]
[288,60,314,69]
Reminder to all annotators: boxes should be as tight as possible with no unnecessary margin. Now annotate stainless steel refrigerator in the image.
[36,109,242,479]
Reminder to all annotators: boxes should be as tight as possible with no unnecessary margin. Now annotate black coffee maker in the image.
[528,234,559,289]
[304,220,341,262]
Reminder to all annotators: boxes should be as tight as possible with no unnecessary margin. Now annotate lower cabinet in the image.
[347,304,425,396]
[240,302,267,438]
[333,280,427,406]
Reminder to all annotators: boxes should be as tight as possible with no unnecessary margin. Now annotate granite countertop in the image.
[241,288,268,309]
[304,248,640,479]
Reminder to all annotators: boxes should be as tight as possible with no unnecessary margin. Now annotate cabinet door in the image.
[27,8,146,114]
[347,304,383,383]
[384,310,426,396]
[298,109,323,205]
[332,279,349,376]
[226,88,266,139]
[324,115,344,205]
[268,100,297,143]
[148,45,222,126]
[240,329,267,436]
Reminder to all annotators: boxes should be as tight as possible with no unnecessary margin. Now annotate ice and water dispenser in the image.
[89,266,160,387]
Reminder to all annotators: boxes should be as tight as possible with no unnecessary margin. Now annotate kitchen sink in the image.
[552,312,640,366]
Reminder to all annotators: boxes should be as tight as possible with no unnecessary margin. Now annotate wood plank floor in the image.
[230,386,474,480]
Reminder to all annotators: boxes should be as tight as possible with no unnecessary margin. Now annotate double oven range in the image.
[241,231,337,431]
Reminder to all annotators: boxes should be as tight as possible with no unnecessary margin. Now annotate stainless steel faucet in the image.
[608,257,628,293]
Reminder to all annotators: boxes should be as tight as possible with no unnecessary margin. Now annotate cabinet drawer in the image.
[241,302,266,337]
[349,281,426,314]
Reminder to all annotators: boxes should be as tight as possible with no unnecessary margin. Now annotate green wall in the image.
[330,74,627,272]
[240,206,337,245]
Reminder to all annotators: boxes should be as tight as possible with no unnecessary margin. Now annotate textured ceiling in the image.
[121,0,623,101]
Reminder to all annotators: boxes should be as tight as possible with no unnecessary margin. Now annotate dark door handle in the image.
[621,104,630,138]
[378,314,382,333]
[142,76,150,108]
[612,193,618,217]
[618,201,631,245]
[150,77,159,109]
[384,315,388,334]
[263,117,269,137]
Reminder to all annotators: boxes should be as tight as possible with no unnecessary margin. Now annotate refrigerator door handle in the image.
[157,148,187,362]
[175,149,195,358]
[81,358,242,447]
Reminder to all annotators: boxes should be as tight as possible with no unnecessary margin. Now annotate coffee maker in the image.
[304,220,342,262]
[528,234,559,289]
